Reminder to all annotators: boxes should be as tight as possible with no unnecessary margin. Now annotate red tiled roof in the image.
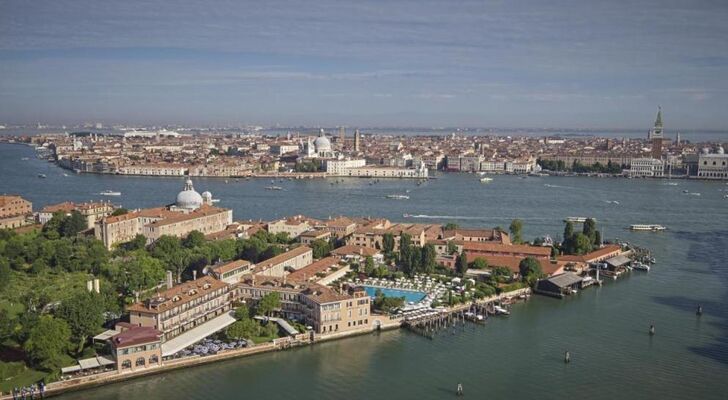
[111,326,161,348]
[287,256,341,281]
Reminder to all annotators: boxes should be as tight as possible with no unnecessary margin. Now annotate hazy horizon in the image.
[2,1,728,129]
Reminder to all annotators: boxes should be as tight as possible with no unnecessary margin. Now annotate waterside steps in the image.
[402,301,513,339]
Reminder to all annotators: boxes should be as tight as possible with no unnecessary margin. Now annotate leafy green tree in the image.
[110,208,129,216]
[256,292,281,316]
[444,223,459,231]
[364,256,376,275]
[0,257,11,292]
[399,233,413,275]
[234,305,250,321]
[455,251,468,276]
[519,257,544,286]
[24,316,71,370]
[56,291,105,353]
[572,233,593,255]
[123,234,147,251]
[42,211,66,239]
[421,243,437,274]
[446,240,458,255]
[382,233,395,255]
[0,309,15,343]
[182,230,205,249]
[593,230,602,247]
[470,257,488,270]
[238,237,267,262]
[60,211,87,237]
[226,319,257,340]
[273,232,290,244]
[310,239,332,259]
[583,218,597,242]
[509,219,524,244]
[260,245,283,261]
[563,221,574,242]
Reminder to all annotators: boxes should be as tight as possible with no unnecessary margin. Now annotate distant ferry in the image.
[265,186,283,191]
[630,224,666,232]
[100,190,121,196]
[480,177,493,183]
[564,217,592,223]
[386,194,410,200]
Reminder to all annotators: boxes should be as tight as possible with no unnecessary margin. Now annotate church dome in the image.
[176,178,203,210]
[314,130,331,153]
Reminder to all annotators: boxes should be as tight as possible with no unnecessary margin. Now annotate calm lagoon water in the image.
[1,143,728,399]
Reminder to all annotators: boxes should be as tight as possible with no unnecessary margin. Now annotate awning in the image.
[61,365,81,374]
[93,329,118,342]
[254,316,300,336]
[161,311,237,357]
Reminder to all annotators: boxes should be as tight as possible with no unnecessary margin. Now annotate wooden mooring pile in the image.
[403,301,501,339]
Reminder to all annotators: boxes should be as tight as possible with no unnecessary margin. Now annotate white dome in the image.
[202,191,212,200]
[314,135,331,153]
[176,179,203,210]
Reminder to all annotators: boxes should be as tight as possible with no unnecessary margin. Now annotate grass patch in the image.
[249,334,280,345]
[0,361,48,393]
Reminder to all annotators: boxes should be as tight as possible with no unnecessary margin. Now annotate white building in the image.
[325,159,366,175]
[697,147,728,180]
[629,158,664,178]
[337,161,428,179]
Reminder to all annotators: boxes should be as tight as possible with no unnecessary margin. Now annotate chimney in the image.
[86,280,93,292]
[166,270,174,289]
[193,270,198,280]
[93,279,100,294]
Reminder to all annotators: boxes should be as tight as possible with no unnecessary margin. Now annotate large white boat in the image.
[386,194,410,200]
[100,190,121,196]
[493,305,510,315]
[630,224,666,232]
[564,217,592,223]
[480,177,493,182]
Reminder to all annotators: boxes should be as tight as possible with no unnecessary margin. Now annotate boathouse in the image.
[535,272,584,298]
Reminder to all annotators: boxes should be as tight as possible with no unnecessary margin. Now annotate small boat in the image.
[480,177,493,182]
[493,305,510,315]
[682,190,689,193]
[37,173,47,178]
[663,182,678,186]
[63,173,69,177]
[630,224,666,231]
[689,192,701,196]
[21,157,29,161]
[265,186,283,191]
[386,194,410,200]
[211,199,221,203]
[632,262,650,271]
[402,213,412,218]
[99,190,121,196]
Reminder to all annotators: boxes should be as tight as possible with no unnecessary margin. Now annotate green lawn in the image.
[249,334,281,344]
[0,361,48,393]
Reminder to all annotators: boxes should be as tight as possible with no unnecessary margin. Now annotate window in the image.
[121,360,131,369]
[149,355,159,364]
[136,357,146,367]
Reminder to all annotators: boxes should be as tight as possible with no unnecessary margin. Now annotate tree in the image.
[60,211,87,237]
[563,221,574,242]
[56,291,105,353]
[259,245,283,261]
[470,257,488,270]
[226,319,257,340]
[42,211,66,239]
[0,257,11,292]
[444,223,459,231]
[582,218,597,243]
[519,257,543,286]
[124,234,147,251]
[446,240,458,255]
[256,292,281,316]
[364,256,376,275]
[398,233,413,274]
[382,233,395,256]
[24,316,71,370]
[509,219,524,244]
[110,208,129,216]
[234,305,250,321]
[593,230,602,247]
[182,230,205,249]
[421,244,437,274]
[455,251,468,276]
[310,239,332,259]
[572,233,593,255]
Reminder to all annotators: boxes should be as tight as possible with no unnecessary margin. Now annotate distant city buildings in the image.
[0,194,32,229]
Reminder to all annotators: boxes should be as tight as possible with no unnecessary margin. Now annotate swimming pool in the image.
[362,286,427,303]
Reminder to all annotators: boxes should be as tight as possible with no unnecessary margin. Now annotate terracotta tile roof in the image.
[211,259,252,275]
[558,245,622,263]
[465,254,565,276]
[126,276,229,315]
[302,285,351,304]
[145,205,229,228]
[287,257,342,281]
[110,326,162,348]
[253,246,312,273]
[462,242,552,257]
[331,245,380,258]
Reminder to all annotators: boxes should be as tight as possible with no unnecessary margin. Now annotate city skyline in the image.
[1,1,728,129]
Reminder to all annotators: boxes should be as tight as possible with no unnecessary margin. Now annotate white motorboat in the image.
[100,190,121,196]
[265,186,283,191]
[632,262,651,271]
[630,224,666,232]
[480,177,493,182]
[494,305,510,315]
[386,194,410,200]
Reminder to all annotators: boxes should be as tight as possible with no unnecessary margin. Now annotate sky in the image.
[1,0,727,129]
